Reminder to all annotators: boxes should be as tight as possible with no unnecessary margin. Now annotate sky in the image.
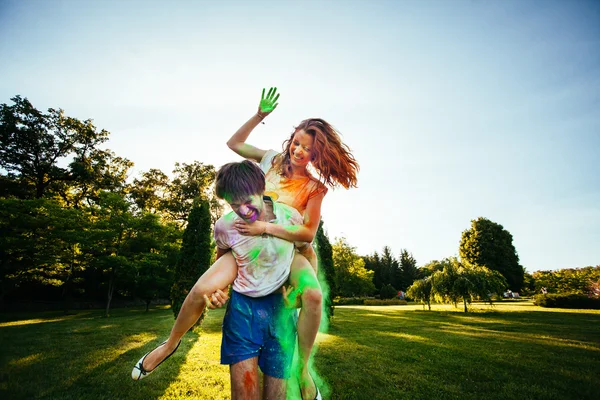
[1,0,598,273]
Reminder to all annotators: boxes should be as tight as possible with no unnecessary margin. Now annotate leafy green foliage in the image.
[533,293,600,309]
[166,161,220,225]
[170,200,212,322]
[0,95,131,202]
[332,237,375,297]
[0,198,86,304]
[431,257,507,312]
[363,299,407,305]
[407,277,434,310]
[533,266,600,296]
[459,217,525,290]
[315,220,335,320]
[379,283,398,299]
[417,259,445,279]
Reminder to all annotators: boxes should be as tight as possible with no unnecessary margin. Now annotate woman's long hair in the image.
[273,118,359,189]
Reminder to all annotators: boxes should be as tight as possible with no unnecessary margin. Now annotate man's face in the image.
[228,193,264,223]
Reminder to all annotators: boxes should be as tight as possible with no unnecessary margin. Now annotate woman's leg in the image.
[141,251,238,371]
[288,252,322,399]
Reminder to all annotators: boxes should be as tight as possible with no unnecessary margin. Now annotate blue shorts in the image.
[221,290,297,379]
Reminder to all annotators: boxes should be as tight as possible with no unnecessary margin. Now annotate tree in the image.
[398,249,418,291]
[533,266,600,296]
[315,220,335,320]
[0,198,86,306]
[407,277,434,310]
[417,259,445,280]
[332,237,375,297]
[85,192,136,317]
[130,215,179,311]
[380,246,397,290]
[164,162,221,225]
[431,257,507,312]
[380,284,398,299]
[57,148,133,208]
[170,199,213,322]
[129,168,171,215]
[363,251,382,289]
[459,217,525,290]
[0,95,119,200]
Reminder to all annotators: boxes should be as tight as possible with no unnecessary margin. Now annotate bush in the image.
[334,297,368,305]
[533,293,600,309]
[364,299,408,306]
[332,297,409,306]
[380,284,398,299]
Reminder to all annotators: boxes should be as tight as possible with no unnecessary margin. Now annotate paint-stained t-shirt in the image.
[259,150,328,215]
[214,198,304,297]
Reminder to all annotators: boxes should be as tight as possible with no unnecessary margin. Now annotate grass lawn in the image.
[1,301,599,399]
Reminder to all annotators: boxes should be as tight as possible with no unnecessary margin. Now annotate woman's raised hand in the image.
[257,87,280,118]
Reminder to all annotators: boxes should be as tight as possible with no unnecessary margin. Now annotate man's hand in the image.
[234,219,267,236]
[204,289,229,309]
[257,87,280,117]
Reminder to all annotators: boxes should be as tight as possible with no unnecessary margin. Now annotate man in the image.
[212,160,314,400]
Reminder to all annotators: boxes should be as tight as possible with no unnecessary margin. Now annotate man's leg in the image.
[289,253,322,399]
[230,357,260,400]
[263,374,286,400]
[141,251,238,371]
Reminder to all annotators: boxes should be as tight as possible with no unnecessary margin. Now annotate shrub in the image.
[334,297,367,305]
[380,284,398,299]
[533,293,600,309]
[364,299,408,306]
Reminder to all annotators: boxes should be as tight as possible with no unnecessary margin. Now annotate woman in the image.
[133,87,358,400]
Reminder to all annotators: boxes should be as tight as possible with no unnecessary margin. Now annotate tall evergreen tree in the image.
[170,199,212,323]
[399,249,418,291]
[315,220,335,320]
[381,246,398,290]
[363,251,382,290]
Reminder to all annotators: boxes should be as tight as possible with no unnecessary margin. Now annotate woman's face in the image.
[289,130,314,169]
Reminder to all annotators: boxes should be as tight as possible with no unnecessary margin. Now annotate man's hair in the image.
[215,160,266,202]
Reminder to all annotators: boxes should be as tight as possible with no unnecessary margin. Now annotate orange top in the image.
[259,150,328,215]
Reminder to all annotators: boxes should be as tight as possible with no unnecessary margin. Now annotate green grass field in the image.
[1,301,599,400]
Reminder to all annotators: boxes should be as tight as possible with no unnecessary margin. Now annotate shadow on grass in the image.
[0,306,204,400]
[315,307,600,400]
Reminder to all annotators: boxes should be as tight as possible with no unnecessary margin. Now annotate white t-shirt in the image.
[214,197,304,297]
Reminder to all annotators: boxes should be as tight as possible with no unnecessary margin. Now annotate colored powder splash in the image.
[276,253,332,400]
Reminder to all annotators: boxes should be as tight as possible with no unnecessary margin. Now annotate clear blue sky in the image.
[1,0,598,273]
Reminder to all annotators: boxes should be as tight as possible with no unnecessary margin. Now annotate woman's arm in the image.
[226,87,280,162]
[226,113,268,162]
[234,191,325,243]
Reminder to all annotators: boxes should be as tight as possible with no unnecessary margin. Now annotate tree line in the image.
[0,95,220,315]
[0,95,336,318]
[6,95,592,316]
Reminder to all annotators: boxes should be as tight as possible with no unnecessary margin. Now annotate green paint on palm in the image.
[259,87,280,113]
